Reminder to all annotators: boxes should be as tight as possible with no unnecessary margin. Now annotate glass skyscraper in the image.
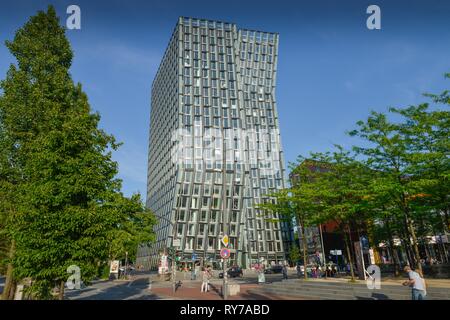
[137,17,293,270]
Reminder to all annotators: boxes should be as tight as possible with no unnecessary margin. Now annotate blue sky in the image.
[1,0,449,198]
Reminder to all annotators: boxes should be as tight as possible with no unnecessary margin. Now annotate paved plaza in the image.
[63,270,450,300]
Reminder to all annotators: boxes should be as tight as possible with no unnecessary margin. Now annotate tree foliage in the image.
[0,6,155,299]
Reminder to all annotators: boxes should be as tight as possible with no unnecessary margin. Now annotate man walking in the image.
[402,265,427,300]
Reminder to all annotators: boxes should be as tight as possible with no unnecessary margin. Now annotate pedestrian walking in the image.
[282,264,288,280]
[206,266,213,291]
[200,267,209,293]
[402,265,427,300]
[255,263,266,284]
[331,264,337,277]
[190,265,197,280]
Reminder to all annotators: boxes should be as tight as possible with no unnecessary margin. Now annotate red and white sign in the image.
[220,248,231,259]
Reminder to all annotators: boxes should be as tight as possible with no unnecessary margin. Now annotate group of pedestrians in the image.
[193,262,427,300]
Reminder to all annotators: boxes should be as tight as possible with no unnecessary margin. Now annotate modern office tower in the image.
[136,17,293,270]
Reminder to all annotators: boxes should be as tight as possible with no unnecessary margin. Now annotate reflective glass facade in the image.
[137,17,293,270]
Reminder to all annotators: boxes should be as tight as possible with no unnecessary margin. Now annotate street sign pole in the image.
[360,238,367,280]
[124,251,128,279]
[172,243,177,294]
[221,237,229,300]
[220,127,228,300]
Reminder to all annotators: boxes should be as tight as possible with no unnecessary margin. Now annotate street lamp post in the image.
[319,224,327,273]
[124,251,128,279]
[215,127,229,300]
[223,130,230,300]
[171,243,177,294]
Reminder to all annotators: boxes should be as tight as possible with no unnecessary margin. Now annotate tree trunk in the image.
[58,280,65,300]
[441,242,449,263]
[441,201,449,233]
[444,209,449,233]
[385,218,400,276]
[405,214,423,275]
[400,193,423,274]
[2,240,15,300]
[436,241,444,263]
[401,213,415,267]
[300,223,308,280]
[8,280,16,300]
[343,226,355,281]
[401,237,413,267]
[423,238,431,262]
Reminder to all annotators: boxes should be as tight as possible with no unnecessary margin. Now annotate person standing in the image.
[195,263,200,278]
[256,263,266,284]
[296,264,302,278]
[402,266,427,300]
[191,264,197,280]
[200,267,209,293]
[206,266,213,291]
[282,264,288,280]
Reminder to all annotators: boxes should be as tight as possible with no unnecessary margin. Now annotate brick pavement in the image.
[150,281,305,300]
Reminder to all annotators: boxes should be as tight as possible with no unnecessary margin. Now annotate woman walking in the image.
[206,266,213,291]
[201,267,209,293]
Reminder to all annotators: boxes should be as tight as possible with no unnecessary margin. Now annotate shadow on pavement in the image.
[208,283,223,298]
[238,291,280,300]
[66,278,164,300]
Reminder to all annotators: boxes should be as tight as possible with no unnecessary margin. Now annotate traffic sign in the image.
[192,252,197,261]
[220,248,231,259]
[360,236,370,251]
[221,235,229,247]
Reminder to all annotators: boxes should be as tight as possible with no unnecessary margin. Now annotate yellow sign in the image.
[221,235,229,247]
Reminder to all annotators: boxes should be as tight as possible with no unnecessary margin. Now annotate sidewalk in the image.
[307,275,450,288]
[149,281,305,300]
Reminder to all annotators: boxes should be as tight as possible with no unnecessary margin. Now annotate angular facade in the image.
[137,17,293,270]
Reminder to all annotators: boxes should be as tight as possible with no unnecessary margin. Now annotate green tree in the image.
[0,181,18,299]
[261,146,370,281]
[258,187,315,280]
[288,244,301,266]
[392,102,449,233]
[0,7,155,299]
[349,111,423,273]
[107,194,156,263]
[296,147,371,281]
[350,81,450,273]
